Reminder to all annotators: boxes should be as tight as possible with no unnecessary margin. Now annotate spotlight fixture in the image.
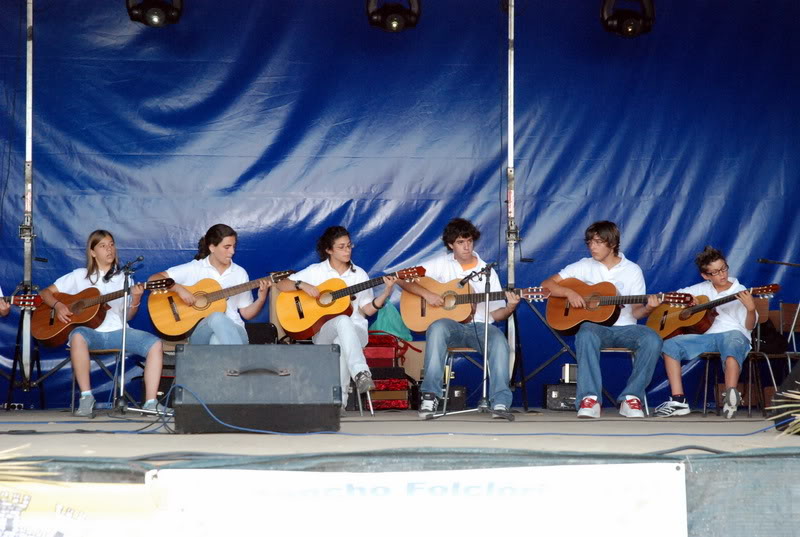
[366,0,420,33]
[127,0,182,28]
[601,0,654,38]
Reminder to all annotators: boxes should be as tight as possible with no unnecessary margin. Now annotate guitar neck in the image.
[454,290,515,305]
[330,274,394,300]
[204,276,272,303]
[592,295,652,306]
[686,291,741,315]
[79,288,135,308]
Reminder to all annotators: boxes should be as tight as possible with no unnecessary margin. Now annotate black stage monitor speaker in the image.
[174,344,342,433]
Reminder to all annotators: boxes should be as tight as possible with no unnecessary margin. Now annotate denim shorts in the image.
[662,331,751,367]
[69,326,160,357]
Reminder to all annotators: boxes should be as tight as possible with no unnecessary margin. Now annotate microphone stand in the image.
[111,259,138,413]
[430,263,514,420]
[758,258,800,355]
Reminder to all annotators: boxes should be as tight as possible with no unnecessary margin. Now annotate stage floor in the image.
[0,407,796,460]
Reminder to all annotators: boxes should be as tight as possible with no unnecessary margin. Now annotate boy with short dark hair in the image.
[655,246,756,419]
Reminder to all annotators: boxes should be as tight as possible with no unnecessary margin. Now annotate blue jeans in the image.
[574,323,662,406]
[189,312,248,345]
[421,319,512,408]
[663,331,750,368]
[70,326,159,356]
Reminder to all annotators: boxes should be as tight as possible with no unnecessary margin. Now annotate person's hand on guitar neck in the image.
[633,294,665,319]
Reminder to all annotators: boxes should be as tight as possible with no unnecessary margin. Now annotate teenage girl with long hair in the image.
[149,224,269,344]
[39,230,165,418]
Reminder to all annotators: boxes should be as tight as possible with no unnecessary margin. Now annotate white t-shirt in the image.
[53,268,133,332]
[676,278,755,339]
[165,257,254,328]
[288,259,373,335]
[419,251,505,325]
[557,253,645,326]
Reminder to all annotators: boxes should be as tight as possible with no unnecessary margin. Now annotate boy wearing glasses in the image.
[655,246,756,419]
[277,226,396,412]
[541,221,663,419]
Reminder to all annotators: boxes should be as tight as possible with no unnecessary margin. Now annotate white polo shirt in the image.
[289,259,373,335]
[419,251,505,325]
[557,253,645,326]
[676,278,755,339]
[165,257,254,328]
[53,268,133,332]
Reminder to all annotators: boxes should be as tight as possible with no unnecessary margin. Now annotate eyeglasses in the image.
[704,265,729,277]
[333,243,355,251]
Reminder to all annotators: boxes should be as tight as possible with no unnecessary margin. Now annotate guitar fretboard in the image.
[454,289,520,305]
[330,273,397,300]
[685,287,766,315]
[204,276,274,303]
[72,282,163,309]
[590,295,656,306]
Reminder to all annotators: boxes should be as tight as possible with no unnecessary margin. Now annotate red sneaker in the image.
[577,396,600,419]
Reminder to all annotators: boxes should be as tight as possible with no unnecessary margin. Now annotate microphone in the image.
[457,271,476,288]
[103,263,118,282]
[757,258,769,263]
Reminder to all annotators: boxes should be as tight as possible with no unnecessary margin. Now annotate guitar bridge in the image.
[294,296,305,319]
[168,296,180,321]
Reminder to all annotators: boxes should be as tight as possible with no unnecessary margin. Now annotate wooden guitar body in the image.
[399,277,474,332]
[646,295,713,339]
[148,278,227,338]
[545,279,620,334]
[31,288,107,347]
[276,277,355,340]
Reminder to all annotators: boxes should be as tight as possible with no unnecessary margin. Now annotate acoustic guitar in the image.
[1,294,42,309]
[32,279,174,347]
[399,276,551,332]
[545,278,693,334]
[276,266,426,340]
[646,284,780,340]
[148,271,294,338]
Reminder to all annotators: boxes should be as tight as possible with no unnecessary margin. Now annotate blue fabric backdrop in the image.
[1,0,798,408]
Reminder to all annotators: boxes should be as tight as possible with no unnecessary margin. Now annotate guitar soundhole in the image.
[318,292,333,307]
[193,294,209,310]
[442,292,457,311]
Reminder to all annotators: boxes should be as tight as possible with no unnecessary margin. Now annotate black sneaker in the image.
[418,392,438,419]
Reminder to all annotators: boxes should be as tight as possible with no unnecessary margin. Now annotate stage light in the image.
[366,0,420,33]
[127,0,182,28]
[601,0,654,38]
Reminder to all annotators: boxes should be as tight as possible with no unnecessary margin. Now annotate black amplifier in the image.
[544,383,577,411]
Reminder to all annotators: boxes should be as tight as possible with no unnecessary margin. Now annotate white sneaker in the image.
[654,398,690,418]
[722,387,740,419]
[577,396,600,418]
[619,396,645,418]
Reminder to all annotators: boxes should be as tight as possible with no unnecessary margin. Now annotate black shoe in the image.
[418,392,439,419]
